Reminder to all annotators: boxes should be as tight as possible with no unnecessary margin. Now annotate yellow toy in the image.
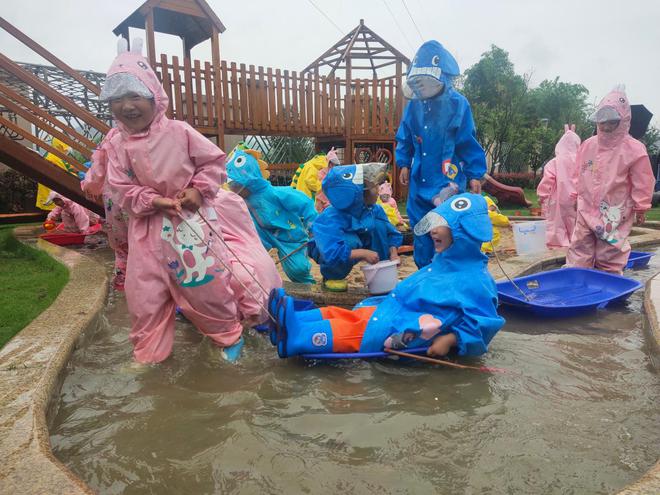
[290,154,328,199]
[36,138,75,211]
[482,195,510,253]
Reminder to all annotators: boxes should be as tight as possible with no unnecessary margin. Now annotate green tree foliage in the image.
[463,46,593,175]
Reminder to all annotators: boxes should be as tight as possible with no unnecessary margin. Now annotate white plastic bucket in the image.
[512,220,547,256]
[361,259,400,295]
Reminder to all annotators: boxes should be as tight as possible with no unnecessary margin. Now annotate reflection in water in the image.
[50,249,660,495]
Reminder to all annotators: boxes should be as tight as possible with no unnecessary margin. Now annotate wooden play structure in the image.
[0,0,412,211]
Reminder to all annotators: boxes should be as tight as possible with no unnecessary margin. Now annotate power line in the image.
[306,0,345,35]
[401,0,425,42]
[380,0,416,53]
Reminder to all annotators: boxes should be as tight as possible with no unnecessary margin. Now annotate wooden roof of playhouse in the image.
[113,0,226,52]
[302,19,410,80]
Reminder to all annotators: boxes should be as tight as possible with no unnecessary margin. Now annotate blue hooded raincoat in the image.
[396,40,487,268]
[276,193,504,357]
[309,164,403,280]
[226,149,317,284]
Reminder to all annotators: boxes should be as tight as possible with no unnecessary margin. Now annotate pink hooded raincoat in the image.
[46,193,97,233]
[103,45,276,363]
[566,88,654,273]
[537,125,581,248]
[81,127,129,277]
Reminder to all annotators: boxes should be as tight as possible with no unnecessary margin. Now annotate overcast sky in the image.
[2,0,659,125]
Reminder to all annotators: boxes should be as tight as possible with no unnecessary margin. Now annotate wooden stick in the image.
[385,349,511,374]
[276,242,309,265]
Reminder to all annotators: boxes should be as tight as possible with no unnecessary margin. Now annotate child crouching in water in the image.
[44,191,99,233]
[269,193,504,358]
[101,39,280,363]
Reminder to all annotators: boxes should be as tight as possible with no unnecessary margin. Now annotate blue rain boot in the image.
[278,296,333,358]
[221,336,244,363]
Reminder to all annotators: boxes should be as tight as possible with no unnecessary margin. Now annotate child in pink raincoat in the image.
[314,147,340,212]
[81,128,130,290]
[537,124,581,248]
[102,39,278,363]
[45,192,98,233]
[566,87,654,273]
[377,181,406,227]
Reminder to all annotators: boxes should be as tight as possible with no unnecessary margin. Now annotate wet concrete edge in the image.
[0,226,657,494]
[0,226,106,495]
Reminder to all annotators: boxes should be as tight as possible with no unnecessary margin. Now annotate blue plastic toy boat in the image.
[497,267,642,317]
[625,251,653,270]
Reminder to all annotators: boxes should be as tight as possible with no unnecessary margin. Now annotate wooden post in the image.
[145,10,157,68]
[210,26,224,148]
[344,55,352,158]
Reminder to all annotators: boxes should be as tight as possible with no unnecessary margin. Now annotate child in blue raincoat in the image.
[309,163,403,291]
[396,40,487,268]
[269,193,504,358]
[225,148,318,284]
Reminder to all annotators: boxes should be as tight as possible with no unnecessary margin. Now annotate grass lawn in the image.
[0,225,69,348]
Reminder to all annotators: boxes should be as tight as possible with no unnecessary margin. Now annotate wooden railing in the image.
[155,54,403,139]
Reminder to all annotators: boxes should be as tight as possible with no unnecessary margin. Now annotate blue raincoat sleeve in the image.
[284,188,318,231]
[311,208,352,265]
[454,97,487,181]
[394,103,414,168]
[449,301,503,356]
[375,204,404,248]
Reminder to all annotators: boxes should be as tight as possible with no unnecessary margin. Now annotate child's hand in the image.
[427,333,457,357]
[153,197,181,217]
[399,167,409,186]
[351,249,380,264]
[177,188,203,212]
[469,179,482,194]
[635,211,646,225]
[389,246,400,262]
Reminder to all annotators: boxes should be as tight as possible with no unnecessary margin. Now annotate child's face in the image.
[364,184,379,205]
[430,226,453,253]
[52,198,64,208]
[379,193,391,202]
[597,120,620,134]
[110,93,156,134]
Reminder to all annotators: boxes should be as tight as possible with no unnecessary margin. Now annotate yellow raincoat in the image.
[481,195,510,253]
[36,138,74,211]
[290,154,328,199]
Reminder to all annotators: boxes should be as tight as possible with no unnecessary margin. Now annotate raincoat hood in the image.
[326,147,340,165]
[322,163,387,212]
[403,40,460,100]
[594,86,632,149]
[44,191,70,207]
[379,181,393,197]
[555,124,581,157]
[102,38,169,136]
[225,147,270,193]
[414,193,492,266]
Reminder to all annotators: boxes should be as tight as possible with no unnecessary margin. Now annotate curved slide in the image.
[482,174,531,207]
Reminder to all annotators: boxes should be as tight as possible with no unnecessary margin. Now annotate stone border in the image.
[0,226,106,495]
[0,226,657,495]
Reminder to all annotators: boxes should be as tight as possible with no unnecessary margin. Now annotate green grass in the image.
[0,225,69,348]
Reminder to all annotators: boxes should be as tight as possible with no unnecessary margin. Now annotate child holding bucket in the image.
[269,193,504,358]
[101,38,279,363]
[308,163,402,292]
[566,87,654,273]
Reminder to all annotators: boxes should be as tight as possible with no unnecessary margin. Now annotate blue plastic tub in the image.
[497,267,642,317]
[625,251,653,270]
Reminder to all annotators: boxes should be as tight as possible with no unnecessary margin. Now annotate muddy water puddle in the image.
[50,248,659,495]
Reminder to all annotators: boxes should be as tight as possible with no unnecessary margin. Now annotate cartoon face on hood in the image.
[225,147,270,192]
[100,38,169,134]
[555,124,581,158]
[403,40,460,100]
[414,193,493,248]
[326,147,340,166]
[322,163,387,212]
[590,86,631,147]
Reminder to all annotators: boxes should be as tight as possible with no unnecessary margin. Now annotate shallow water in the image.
[50,249,660,495]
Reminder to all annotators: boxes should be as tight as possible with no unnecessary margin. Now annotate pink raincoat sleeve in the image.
[107,149,162,217]
[536,159,556,205]
[630,153,654,212]
[46,206,62,222]
[81,130,117,196]
[185,125,226,201]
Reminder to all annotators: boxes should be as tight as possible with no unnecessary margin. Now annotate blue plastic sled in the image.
[301,346,429,360]
[625,251,653,270]
[497,267,642,318]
